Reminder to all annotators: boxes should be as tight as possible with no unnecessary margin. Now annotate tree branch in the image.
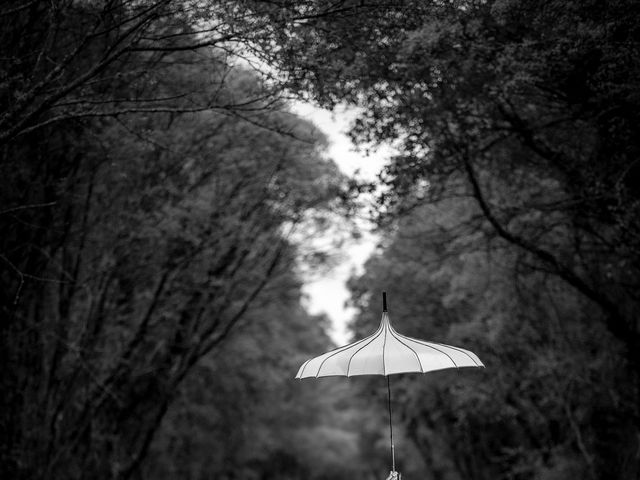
[461,148,638,356]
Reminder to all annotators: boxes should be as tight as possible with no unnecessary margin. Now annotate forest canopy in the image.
[2,1,640,479]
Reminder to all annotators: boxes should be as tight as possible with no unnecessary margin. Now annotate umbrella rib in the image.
[346,325,384,377]
[395,331,460,368]
[429,341,483,367]
[314,322,385,377]
[386,317,482,367]
[297,358,313,378]
[389,328,424,373]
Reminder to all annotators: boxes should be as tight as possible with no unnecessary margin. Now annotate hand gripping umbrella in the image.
[296,292,484,478]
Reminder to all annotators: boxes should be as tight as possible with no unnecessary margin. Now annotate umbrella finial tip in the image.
[382,291,387,311]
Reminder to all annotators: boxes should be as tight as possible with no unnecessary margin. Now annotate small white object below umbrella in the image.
[296,292,485,478]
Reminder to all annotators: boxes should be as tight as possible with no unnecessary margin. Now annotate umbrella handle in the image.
[392,444,395,472]
[383,291,387,312]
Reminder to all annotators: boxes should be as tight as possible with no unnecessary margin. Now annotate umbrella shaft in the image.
[387,375,395,472]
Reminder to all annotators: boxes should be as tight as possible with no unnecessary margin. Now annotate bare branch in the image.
[0,201,57,216]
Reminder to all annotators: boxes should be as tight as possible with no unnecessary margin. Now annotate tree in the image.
[348,198,638,479]
[0,0,277,144]
[0,33,349,477]
[145,291,374,480]
[252,0,640,367]
[3,3,387,478]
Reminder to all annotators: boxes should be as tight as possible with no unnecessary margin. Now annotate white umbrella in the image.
[296,292,485,477]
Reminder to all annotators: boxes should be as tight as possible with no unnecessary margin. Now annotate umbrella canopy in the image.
[296,310,484,378]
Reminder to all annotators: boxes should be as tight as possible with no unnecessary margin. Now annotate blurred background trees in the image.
[3,1,640,479]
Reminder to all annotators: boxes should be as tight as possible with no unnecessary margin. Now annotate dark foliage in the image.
[3,1,640,479]
[0,2,370,479]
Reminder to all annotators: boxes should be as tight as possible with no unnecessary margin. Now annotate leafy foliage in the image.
[258,0,640,356]
[349,200,638,479]
[0,3,364,479]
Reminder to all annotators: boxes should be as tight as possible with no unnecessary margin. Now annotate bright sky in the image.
[291,101,393,345]
[231,54,391,344]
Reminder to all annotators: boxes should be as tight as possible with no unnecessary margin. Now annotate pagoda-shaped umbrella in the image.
[296,292,484,478]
